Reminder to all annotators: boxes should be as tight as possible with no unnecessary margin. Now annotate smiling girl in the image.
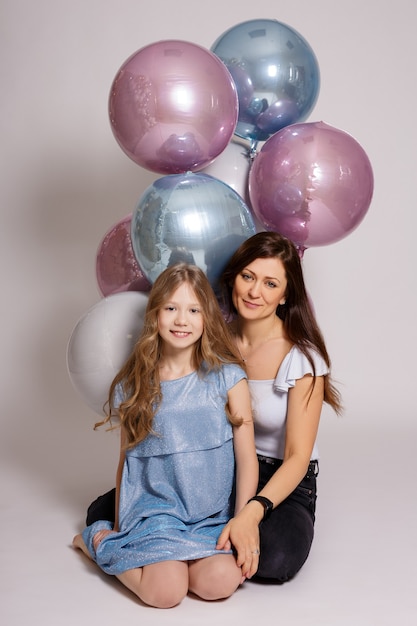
[72,263,258,608]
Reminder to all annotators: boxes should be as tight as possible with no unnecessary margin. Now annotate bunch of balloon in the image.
[248,121,374,257]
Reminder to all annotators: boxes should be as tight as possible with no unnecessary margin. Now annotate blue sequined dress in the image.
[82,363,246,575]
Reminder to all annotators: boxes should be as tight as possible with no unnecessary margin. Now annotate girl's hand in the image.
[93,529,115,552]
[216,509,261,580]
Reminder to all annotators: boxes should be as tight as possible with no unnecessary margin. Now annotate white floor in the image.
[2,413,416,626]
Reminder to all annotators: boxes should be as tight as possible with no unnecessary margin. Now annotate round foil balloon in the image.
[249,121,374,253]
[96,214,152,297]
[67,291,148,415]
[109,40,238,174]
[202,140,252,203]
[211,19,320,146]
[131,172,256,289]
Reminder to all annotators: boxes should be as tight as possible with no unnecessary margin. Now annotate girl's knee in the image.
[142,585,187,609]
[190,556,241,601]
[138,562,189,608]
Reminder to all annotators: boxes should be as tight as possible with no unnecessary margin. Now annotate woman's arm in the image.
[217,374,324,578]
[253,374,324,510]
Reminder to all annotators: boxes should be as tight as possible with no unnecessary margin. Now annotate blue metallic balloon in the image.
[211,19,320,146]
[131,172,256,290]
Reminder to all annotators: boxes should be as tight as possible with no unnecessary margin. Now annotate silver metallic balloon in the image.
[131,172,256,290]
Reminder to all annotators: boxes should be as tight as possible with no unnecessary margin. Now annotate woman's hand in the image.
[216,506,262,581]
[92,529,115,552]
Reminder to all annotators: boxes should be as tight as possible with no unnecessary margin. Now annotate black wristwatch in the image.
[247,495,273,521]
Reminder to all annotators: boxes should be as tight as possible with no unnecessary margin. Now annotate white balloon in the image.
[203,140,252,201]
[67,291,148,415]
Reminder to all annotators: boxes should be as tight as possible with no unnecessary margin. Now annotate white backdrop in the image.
[1,0,415,509]
[2,2,417,624]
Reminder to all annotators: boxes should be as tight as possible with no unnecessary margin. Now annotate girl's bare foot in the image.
[72,533,92,560]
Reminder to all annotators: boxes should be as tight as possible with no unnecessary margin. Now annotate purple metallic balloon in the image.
[249,121,374,252]
[109,40,239,174]
[96,214,152,297]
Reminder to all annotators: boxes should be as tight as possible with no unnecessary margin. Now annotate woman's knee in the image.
[255,505,314,582]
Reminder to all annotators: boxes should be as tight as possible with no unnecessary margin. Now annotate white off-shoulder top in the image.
[248,345,329,460]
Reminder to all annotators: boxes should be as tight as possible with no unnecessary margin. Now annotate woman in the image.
[85,231,341,583]
[216,231,342,582]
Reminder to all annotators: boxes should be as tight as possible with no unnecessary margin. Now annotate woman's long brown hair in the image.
[221,231,342,415]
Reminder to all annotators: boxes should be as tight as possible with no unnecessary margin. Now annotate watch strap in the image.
[247,495,273,520]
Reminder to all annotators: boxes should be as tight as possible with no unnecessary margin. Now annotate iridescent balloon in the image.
[96,214,152,297]
[131,172,256,289]
[67,292,149,415]
[211,19,320,146]
[109,40,238,174]
[249,121,374,253]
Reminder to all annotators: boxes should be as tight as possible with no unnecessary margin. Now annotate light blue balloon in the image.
[211,19,320,146]
[131,172,256,290]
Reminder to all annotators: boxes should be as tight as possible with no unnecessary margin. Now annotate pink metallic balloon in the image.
[96,214,151,297]
[249,121,374,252]
[109,40,239,174]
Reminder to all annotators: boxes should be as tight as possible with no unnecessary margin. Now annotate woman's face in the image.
[232,257,287,321]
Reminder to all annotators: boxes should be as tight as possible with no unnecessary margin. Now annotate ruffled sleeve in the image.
[274,346,329,393]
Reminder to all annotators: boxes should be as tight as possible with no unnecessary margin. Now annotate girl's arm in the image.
[92,425,126,552]
[228,378,258,513]
[217,378,258,580]
[114,426,127,532]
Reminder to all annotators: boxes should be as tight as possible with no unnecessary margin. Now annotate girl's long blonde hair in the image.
[97,263,244,447]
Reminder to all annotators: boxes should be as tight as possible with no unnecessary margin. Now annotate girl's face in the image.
[157,282,204,351]
[232,257,287,321]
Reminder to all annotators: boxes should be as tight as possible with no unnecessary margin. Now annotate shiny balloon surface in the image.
[131,172,256,289]
[249,121,374,251]
[96,214,152,297]
[109,40,238,174]
[202,140,252,203]
[67,292,148,415]
[211,19,320,145]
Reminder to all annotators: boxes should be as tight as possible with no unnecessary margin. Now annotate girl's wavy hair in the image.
[220,231,342,415]
[96,263,244,447]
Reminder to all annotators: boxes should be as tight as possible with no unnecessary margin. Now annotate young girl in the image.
[73,263,258,608]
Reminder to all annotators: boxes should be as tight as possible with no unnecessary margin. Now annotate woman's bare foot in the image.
[72,533,93,560]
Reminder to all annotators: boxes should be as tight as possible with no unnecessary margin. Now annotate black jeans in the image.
[85,456,318,584]
[254,456,318,583]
